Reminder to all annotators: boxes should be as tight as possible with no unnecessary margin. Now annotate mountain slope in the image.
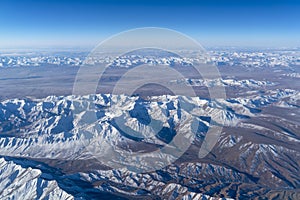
[0,157,73,200]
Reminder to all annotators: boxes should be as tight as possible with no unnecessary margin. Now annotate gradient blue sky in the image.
[1,0,300,48]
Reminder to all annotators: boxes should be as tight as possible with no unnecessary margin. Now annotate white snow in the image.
[0,158,73,200]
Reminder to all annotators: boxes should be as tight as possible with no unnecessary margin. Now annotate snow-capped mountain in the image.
[0,93,248,160]
[0,88,299,199]
[208,49,300,68]
[282,73,300,78]
[0,157,73,200]
[1,89,296,160]
[172,78,277,88]
[0,48,299,69]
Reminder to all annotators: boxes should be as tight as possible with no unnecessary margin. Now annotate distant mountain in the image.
[1,49,299,69]
[172,78,277,88]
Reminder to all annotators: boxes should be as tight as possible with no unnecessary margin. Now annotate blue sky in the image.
[1,0,300,48]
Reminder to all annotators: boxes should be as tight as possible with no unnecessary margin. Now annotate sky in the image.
[1,0,300,48]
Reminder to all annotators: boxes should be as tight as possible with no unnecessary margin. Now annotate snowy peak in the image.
[172,78,277,88]
[0,157,73,200]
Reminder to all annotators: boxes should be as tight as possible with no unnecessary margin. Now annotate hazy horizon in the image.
[1,0,300,48]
